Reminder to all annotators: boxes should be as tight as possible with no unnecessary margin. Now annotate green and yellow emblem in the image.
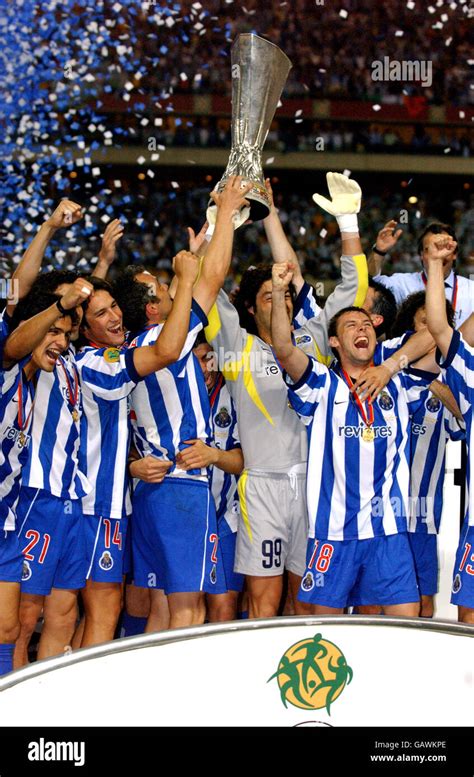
[103,348,121,363]
[268,633,352,714]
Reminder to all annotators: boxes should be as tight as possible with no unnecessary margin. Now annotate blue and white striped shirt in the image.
[437,330,474,528]
[409,388,465,534]
[130,302,210,480]
[285,343,435,541]
[209,378,240,536]
[0,358,35,531]
[76,345,140,519]
[21,349,90,499]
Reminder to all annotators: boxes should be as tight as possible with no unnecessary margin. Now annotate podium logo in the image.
[268,633,352,714]
[28,738,85,767]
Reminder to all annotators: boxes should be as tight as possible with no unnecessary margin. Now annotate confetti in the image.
[339,9,348,18]
[319,228,327,238]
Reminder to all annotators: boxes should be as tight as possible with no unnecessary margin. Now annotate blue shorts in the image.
[209,531,244,595]
[16,487,86,596]
[0,530,23,584]
[408,532,438,596]
[298,533,419,609]
[84,515,129,584]
[132,478,222,595]
[451,524,474,609]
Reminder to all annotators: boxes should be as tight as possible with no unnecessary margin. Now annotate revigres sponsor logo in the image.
[338,424,392,439]
[28,738,85,767]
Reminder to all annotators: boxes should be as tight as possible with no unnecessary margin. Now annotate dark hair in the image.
[112,265,157,336]
[327,306,374,341]
[368,278,398,337]
[192,330,209,349]
[33,269,78,294]
[417,222,458,255]
[10,289,78,332]
[232,263,296,335]
[78,276,116,331]
[390,291,454,337]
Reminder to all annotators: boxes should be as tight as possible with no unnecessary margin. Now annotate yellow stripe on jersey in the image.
[222,336,275,426]
[205,302,221,344]
[352,253,369,309]
[237,470,252,542]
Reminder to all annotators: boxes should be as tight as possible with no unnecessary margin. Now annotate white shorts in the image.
[235,468,308,577]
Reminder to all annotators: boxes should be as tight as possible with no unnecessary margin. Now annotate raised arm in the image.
[7,200,83,315]
[263,178,305,293]
[353,327,437,401]
[271,262,310,382]
[3,278,93,367]
[367,219,403,276]
[131,251,200,377]
[92,219,124,280]
[192,176,252,315]
[425,236,458,358]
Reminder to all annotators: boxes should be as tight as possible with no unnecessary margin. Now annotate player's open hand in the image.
[313,172,361,216]
[187,221,209,256]
[375,220,403,253]
[352,363,392,402]
[99,219,124,267]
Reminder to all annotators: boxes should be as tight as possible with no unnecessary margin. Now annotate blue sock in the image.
[0,643,14,676]
[238,610,249,620]
[120,613,147,637]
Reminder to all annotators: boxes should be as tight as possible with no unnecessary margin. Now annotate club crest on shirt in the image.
[425,395,441,414]
[22,560,32,581]
[378,391,394,411]
[99,551,114,571]
[452,573,462,594]
[214,407,231,428]
[103,348,121,364]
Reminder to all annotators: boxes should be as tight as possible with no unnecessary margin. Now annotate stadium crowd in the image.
[0,170,473,679]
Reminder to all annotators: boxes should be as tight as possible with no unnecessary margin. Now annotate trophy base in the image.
[209,178,271,225]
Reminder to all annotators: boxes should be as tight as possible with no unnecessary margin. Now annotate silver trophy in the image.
[209,34,292,225]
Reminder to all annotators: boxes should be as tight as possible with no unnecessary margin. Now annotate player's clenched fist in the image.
[60,278,94,309]
[46,199,83,229]
[173,250,200,285]
[272,262,294,291]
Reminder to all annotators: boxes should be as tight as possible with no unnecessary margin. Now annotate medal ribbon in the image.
[209,373,224,409]
[58,356,79,409]
[17,373,35,433]
[340,367,374,428]
[421,271,458,311]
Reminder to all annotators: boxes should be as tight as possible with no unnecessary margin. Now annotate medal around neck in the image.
[207,34,292,229]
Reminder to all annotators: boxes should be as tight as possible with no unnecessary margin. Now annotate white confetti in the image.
[299,226,306,235]
[343,169,351,177]
[114,180,122,188]
[407,1,415,7]
[319,228,327,238]
[147,170,155,178]
[441,13,448,21]
[395,30,404,36]
[295,109,303,117]
[445,37,453,46]
[151,153,160,161]
[459,111,466,118]
[137,155,146,165]
[180,72,188,81]
[372,104,381,111]
[266,157,275,164]
[101,215,111,223]
[171,181,179,188]
[155,118,163,126]
[92,167,100,176]
[444,148,451,154]
[339,9,348,18]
